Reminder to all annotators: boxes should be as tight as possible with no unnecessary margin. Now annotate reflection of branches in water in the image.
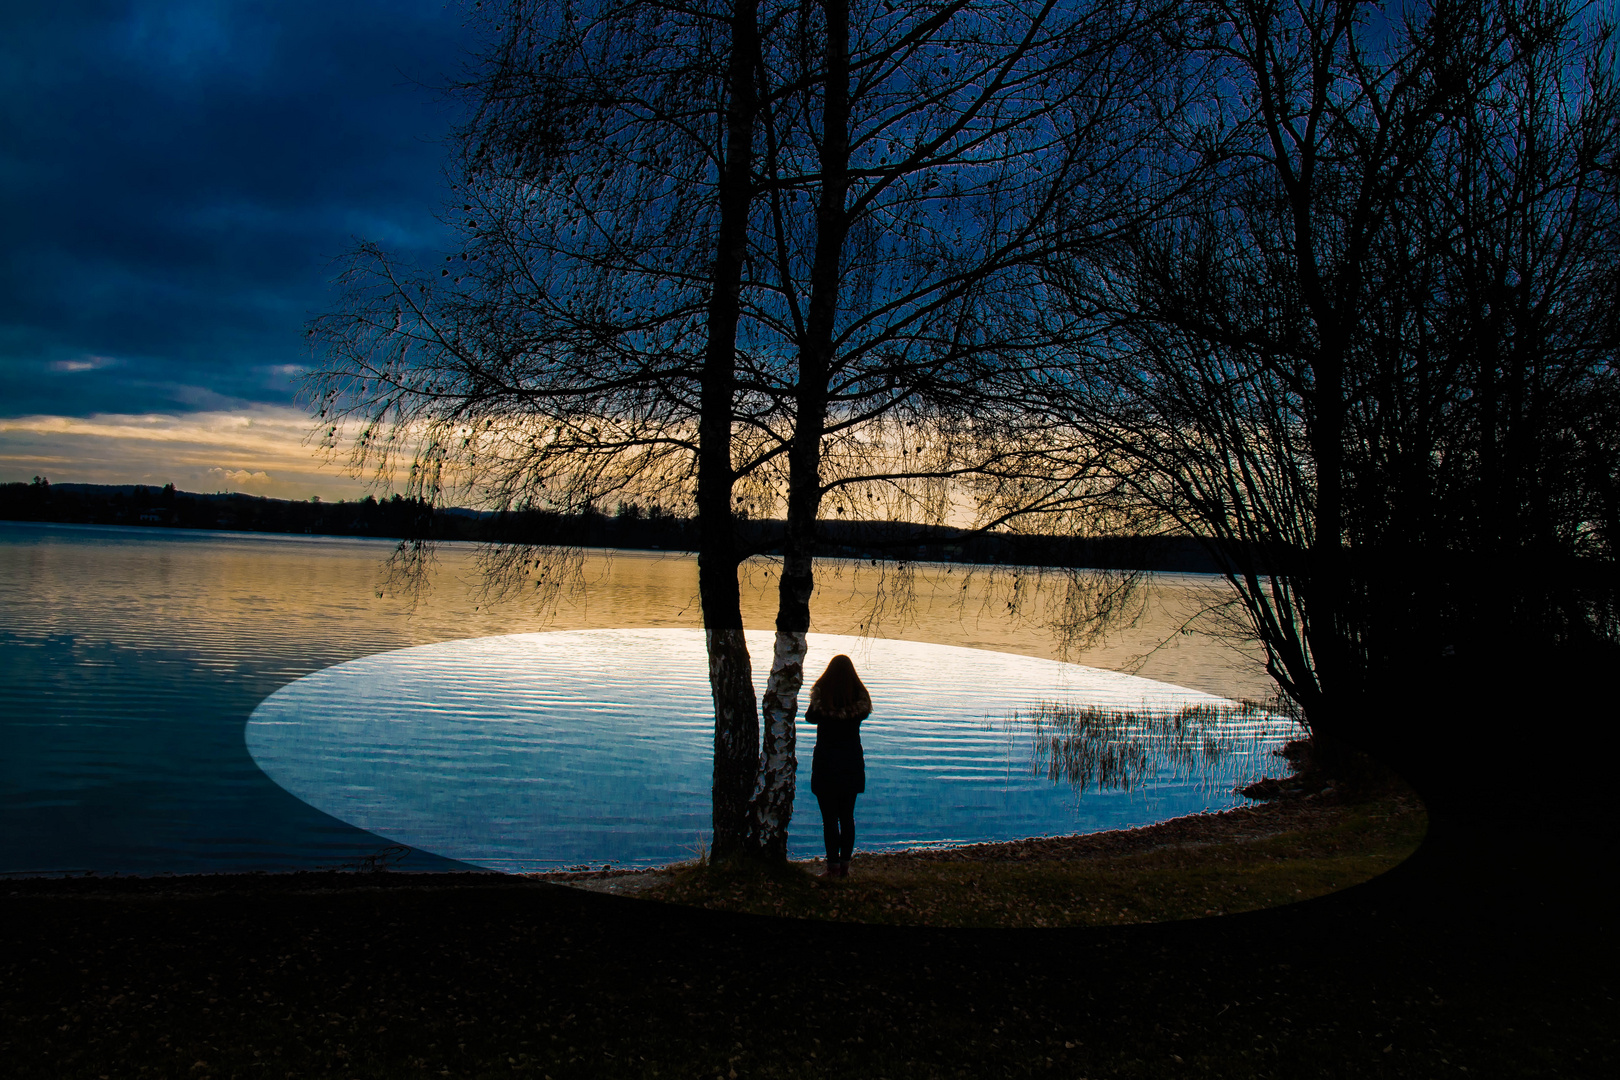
[1007,701,1297,796]
[814,557,922,641]
[854,559,919,640]
[1113,582,1245,676]
[373,536,593,620]
[474,543,589,618]
[1042,567,1150,659]
[378,539,438,606]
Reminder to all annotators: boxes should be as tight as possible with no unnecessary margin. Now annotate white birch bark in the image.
[751,626,807,855]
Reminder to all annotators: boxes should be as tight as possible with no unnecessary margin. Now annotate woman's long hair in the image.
[807,654,872,721]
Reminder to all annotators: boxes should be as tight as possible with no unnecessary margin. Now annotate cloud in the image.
[48,355,120,373]
[207,467,273,487]
[0,406,377,500]
[0,2,474,419]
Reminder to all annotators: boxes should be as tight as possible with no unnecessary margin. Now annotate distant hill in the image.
[0,478,1232,573]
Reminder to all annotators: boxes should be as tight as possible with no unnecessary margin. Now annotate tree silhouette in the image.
[739,0,1190,854]
[1026,0,1619,762]
[310,0,1191,858]
[310,0,773,857]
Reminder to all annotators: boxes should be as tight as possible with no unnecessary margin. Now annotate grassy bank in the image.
[638,786,1427,928]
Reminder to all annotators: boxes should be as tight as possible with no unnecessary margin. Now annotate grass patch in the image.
[644,787,1427,928]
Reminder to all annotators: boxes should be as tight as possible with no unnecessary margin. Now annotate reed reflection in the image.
[1005,701,1294,798]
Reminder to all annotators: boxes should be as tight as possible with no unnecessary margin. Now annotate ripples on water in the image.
[247,630,1294,871]
[1,521,1282,875]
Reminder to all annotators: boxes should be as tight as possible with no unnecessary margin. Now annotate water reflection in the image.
[1,522,1276,874]
[1009,701,1293,796]
[247,629,1292,871]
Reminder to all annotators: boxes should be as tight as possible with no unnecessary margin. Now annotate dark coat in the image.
[807,703,869,795]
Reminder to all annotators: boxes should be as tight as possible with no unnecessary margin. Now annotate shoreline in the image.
[0,783,1410,897]
[530,781,1426,921]
[533,793,1331,894]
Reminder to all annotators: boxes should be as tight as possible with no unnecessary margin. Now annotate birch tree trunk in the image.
[749,0,850,860]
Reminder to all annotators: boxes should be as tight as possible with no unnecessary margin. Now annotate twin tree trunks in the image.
[701,0,850,862]
[304,3,1617,863]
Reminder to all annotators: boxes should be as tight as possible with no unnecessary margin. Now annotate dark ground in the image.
[2,790,1614,1078]
[3,662,1617,1078]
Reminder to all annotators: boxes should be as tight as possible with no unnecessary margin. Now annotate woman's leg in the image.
[836,792,857,865]
[815,792,842,867]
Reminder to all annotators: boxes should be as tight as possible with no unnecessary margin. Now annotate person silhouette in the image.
[805,654,872,878]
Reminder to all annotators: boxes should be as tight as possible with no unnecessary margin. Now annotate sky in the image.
[0,1,481,499]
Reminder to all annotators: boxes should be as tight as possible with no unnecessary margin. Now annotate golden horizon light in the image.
[0,408,374,502]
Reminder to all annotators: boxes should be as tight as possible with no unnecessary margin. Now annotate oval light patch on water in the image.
[246,629,1293,871]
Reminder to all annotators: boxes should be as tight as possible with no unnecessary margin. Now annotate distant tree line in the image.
[1,476,1233,571]
[0,477,442,540]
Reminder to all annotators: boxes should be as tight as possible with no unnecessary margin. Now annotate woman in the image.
[805,654,872,878]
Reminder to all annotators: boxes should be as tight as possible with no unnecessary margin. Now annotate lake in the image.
[1,520,1287,875]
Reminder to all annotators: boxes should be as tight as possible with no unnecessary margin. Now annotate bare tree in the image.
[735,0,1192,855]
[1390,0,1620,652]
[309,0,1194,860]
[308,0,774,857]
[1026,0,1619,761]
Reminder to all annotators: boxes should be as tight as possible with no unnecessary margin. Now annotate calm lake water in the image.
[1,520,1284,875]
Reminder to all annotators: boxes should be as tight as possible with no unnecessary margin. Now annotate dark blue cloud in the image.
[0,0,480,416]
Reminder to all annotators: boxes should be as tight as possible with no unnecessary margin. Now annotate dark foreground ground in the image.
[6,649,1618,1080]
[2,781,1614,1079]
